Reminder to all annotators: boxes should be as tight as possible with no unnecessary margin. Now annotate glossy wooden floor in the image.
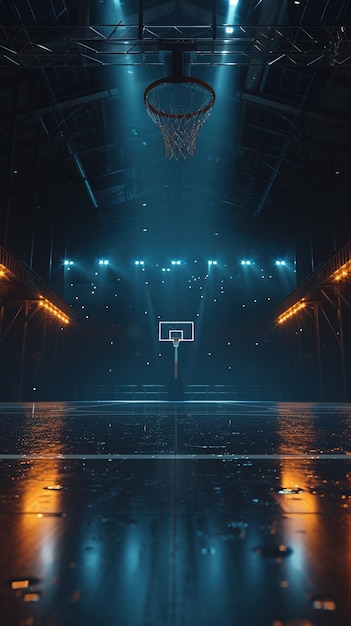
[0,400,350,626]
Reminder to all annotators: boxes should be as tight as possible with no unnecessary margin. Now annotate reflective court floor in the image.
[1,400,351,626]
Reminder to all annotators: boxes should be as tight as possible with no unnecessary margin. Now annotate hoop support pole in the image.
[173,342,179,380]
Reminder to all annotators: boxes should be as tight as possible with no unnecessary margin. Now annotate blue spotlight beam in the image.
[212,0,217,40]
[138,0,144,40]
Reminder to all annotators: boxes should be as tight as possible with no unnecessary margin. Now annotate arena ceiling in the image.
[0,0,351,276]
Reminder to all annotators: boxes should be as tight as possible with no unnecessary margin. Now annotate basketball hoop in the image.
[144,76,215,160]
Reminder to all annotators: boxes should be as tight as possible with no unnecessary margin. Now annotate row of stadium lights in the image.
[64,259,288,268]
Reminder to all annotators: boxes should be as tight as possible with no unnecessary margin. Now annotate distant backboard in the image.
[158,321,194,342]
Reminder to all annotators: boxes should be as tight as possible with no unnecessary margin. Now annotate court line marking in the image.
[0,454,350,461]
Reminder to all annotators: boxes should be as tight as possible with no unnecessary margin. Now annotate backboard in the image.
[158,321,195,342]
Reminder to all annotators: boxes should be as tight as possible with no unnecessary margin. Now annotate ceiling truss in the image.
[0,23,350,68]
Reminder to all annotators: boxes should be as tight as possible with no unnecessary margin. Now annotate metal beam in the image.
[236,90,302,117]
[236,90,351,128]
[0,244,71,317]
[0,23,349,67]
[276,241,351,319]
[35,87,120,116]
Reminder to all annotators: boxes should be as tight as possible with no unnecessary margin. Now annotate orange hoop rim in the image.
[144,76,215,120]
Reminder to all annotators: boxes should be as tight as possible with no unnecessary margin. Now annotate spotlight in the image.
[208,260,218,265]
[171,260,182,265]
[134,260,145,265]
[98,259,109,265]
[240,259,253,265]
[229,0,238,5]
[63,260,74,266]
[275,260,286,266]
[225,26,234,34]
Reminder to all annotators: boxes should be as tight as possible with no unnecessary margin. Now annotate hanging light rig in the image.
[144,47,215,160]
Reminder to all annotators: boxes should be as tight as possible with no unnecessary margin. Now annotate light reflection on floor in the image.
[0,400,350,626]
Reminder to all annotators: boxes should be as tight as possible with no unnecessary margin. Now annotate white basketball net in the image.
[145,79,215,161]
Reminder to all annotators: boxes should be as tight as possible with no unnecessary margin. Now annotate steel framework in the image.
[275,241,351,401]
[0,23,349,67]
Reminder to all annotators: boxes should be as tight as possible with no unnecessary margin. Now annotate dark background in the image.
[1,0,351,400]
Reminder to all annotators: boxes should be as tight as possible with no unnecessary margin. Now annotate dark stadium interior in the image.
[1,3,351,626]
[1,0,351,401]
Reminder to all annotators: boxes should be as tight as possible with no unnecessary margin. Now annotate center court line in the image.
[0,454,351,460]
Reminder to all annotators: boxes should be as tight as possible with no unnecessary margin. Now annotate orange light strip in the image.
[331,259,351,282]
[38,297,69,325]
[0,263,8,278]
[277,299,306,325]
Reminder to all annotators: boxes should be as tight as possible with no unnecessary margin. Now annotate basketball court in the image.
[0,400,349,625]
